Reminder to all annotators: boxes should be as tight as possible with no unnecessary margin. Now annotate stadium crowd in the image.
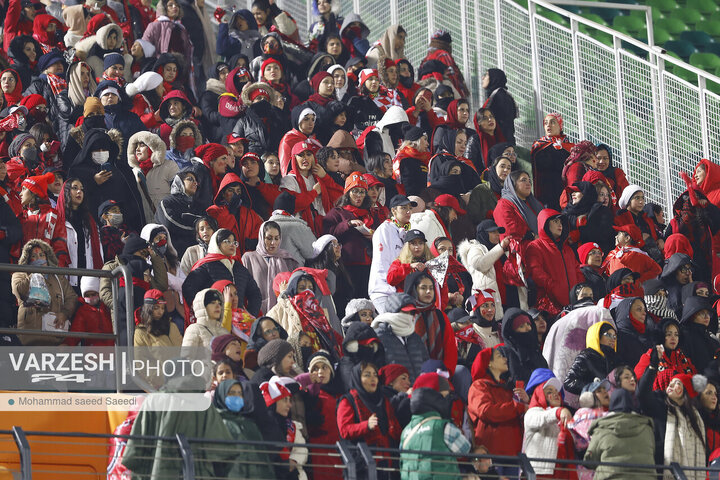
[1,0,720,478]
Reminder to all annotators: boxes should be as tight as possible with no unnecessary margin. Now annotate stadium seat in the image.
[704,43,720,56]
[628,8,662,22]
[591,7,624,24]
[647,0,679,14]
[686,0,719,16]
[696,20,720,41]
[652,27,671,45]
[613,15,646,35]
[674,8,704,27]
[664,39,698,60]
[655,18,690,37]
[680,30,715,49]
[689,52,720,70]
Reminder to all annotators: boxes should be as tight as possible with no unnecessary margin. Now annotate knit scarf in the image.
[343,205,374,228]
[47,73,68,95]
[392,218,410,230]
[138,159,153,175]
[531,134,574,155]
[629,311,646,334]
[414,307,445,361]
[102,72,126,87]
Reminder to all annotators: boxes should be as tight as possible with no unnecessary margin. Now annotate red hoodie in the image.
[206,173,263,255]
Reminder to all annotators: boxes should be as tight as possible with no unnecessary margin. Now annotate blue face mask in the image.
[30,258,47,266]
[225,395,244,412]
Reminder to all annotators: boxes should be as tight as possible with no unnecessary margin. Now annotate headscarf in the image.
[256,220,295,271]
[212,379,243,412]
[501,173,544,236]
[68,62,97,107]
[0,69,23,105]
[485,157,507,195]
[530,113,574,155]
[350,362,389,434]
[445,99,468,129]
[596,144,620,184]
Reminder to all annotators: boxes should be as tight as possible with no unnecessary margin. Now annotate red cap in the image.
[413,372,450,392]
[248,87,271,102]
[613,224,644,247]
[344,171,368,194]
[434,194,466,215]
[226,133,248,144]
[362,173,383,188]
[291,141,313,157]
[211,279,233,292]
[143,289,167,304]
[383,58,395,70]
[564,185,581,194]
[21,172,55,199]
[241,152,261,164]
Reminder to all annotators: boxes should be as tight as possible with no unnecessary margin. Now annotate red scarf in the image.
[118,277,151,290]
[629,311,646,334]
[343,205,374,228]
[102,72,126,87]
[290,289,342,357]
[190,253,237,271]
[138,159,153,175]
[455,324,483,346]
[531,134,574,155]
[307,93,332,106]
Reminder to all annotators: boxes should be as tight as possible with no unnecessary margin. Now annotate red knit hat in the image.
[379,364,409,385]
[260,377,293,406]
[344,171,368,194]
[21,172,55,199]
[671,373,707,398]
[577,242,601,264]
[194,143,227,167]
[413,372,450,392]
[435,193,467,215]
[20,94,46,111]
[261,57,283,76]
[471,346,504,381]
[310,71,332,93]
[383,58,395,70]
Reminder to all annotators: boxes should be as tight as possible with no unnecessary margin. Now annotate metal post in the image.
[460,0,473,105]
[493,0,505,70]
[645,6,655,47]
[110,264,134,348]
[473,0,485,79]
[698,76,711,158]
[353,0,360,14]
[612,37,630,172]
[390,0,398,26]
[570,18,586,140]
[357,442,377,480]
[336,441,357,480]
[426,0,435,41]
[669,462,688,480]
[653,54,674,212]
[518,454,537,480]
[528,0,547,138]
[12,427,31,480]
[176,434,195,480]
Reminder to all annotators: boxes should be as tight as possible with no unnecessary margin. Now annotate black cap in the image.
[389,194,418,208]
[98,199,120,218]
[122,234,148,255]
[403,126,425,142]
[405,229,426,243]
[477,219,505,234]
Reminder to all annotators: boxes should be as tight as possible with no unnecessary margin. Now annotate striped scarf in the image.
[46,73,68,96]
[414,308,445,361]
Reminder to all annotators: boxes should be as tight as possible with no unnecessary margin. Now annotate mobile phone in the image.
[515,380,525,390]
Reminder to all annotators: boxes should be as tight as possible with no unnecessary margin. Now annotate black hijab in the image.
[350,362,389,433]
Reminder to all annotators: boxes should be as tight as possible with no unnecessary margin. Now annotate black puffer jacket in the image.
[337,322,386,391]
[661,253,694,319]
[564,322,620,394]
[232,100,286,156]
[562,181,616,252]
[483,68,517,144]
[500,308,548,384]
[679,296,719,372]
[371,312,429,382]
[154,170,207,257]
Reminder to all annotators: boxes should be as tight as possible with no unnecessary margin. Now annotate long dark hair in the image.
[430,204,453,227]
[140,303,171,337]
[336,191,372,209]
[62,177,93,232]
[666,390,706,444]
[306,242,353,290]
[194,215,218,242]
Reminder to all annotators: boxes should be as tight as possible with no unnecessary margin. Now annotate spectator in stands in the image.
[564,321,619,395]
[133,289,183,347]
[679,296,719,373]
[595,144,629,199]
[482,68,517,144]
[531,112,574,210]
[501,308,548,384]
[493,170,544,249]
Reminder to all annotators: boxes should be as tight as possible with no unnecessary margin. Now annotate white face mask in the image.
[40,142,50,153]
[92,151,110,165]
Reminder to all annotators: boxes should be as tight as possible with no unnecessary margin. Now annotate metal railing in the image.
[1,427,719,479]
[0,263,134,347]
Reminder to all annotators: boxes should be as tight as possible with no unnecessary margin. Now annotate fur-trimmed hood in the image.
[95,23,124,51]
[69,128,124,168]
[205,78,226,96]
[169,120,202,150]
[18,239,58,266]
[140,223,178,259]
[240,81,279,106]
[127,131,168,168]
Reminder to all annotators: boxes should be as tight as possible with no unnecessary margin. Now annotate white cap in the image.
[312,234,337,257]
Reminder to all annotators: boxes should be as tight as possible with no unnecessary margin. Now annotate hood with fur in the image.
[18,239,58,266]
[127,131,167,168]
[169,120,202,150]
[140,223,178,259]
[192,288,223,327]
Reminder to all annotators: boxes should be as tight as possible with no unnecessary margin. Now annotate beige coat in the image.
[181,288,230,348]
[11,239,78,345]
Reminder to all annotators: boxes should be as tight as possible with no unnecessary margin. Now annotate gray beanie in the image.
[344,298,376,317]
[257,339,294,369]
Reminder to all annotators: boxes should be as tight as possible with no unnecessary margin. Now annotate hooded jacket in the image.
[338,322,386,390]
[456,239,506,320]
[181,231,262,318]
[661,253,694,319]
[371,312,429,382]
[679,296,719,372]
[501,308,548,384]
[278,105,322,175]
[166,119,203,170]
[232,95,286,157]
[524,209,583,315]
[614,297,654,368]
[67,128,146,232]
[11,239,78,346]
[216,9,261,60]
[206,173,264,255]
[154,169,207,256]
[634,319,696,391]
[157,89,196,147]
[584,391,656,480]
[181,288,231,348]
[127,131,177,220]
[564,321,619,395]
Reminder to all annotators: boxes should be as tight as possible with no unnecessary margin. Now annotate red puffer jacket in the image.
[524,209,583,315]
[337,389,401,452]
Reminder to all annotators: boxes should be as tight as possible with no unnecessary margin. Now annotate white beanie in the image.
[80,276,100,296]
[312,234,337,257]
[618,184,643,209]
[134,39,156,58]
[126,72,163,98]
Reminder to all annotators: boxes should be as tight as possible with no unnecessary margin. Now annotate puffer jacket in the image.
[266,211,317,265]
[128,131,177,219]
[457,239,505,320]
[181,288,231,348]
[232,95,286,156]
[154,169,207,257]
[371,312,429,382]
[524,209,583,315]
[11,239,78,345]
[614,297,654,368]
[564,321,619,395]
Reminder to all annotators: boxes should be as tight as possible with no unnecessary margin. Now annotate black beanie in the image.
[273,191,296,214]
[122,234,148,255]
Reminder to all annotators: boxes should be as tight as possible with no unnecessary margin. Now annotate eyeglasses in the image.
[349,188,366,196]
[503,151,517,157]
[222,239,239,247]
[602,332,617,340]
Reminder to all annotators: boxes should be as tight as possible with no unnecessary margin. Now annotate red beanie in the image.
[383,58,395,70]
[21,172,55,199]
[344,171,368,194]
[194,143,227,167]
[379,364,409,385]
[20,94,46,111]
[471,345,505,381]
[413,372,450,392]
[577,242,601,264]
[672,373,706,398]
[261,57,283,76]
[211,279,233,293]
[310,71,332,93]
